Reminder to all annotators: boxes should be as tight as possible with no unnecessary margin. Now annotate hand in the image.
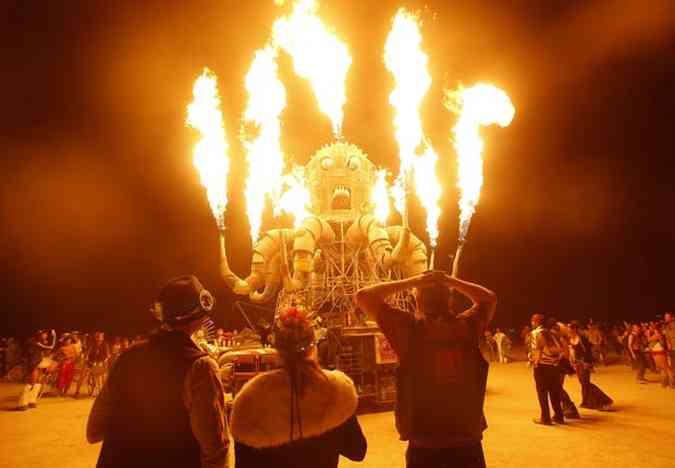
[417,270,448,289]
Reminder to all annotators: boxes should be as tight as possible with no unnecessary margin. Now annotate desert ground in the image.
[1,361,674,467]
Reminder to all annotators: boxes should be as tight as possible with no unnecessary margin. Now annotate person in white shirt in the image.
[493,329,509,363]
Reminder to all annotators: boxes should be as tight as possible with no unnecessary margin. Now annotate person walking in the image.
[87,275,229,468]
[531,318,565,425]
[56,334,80,396]
[357,270,497,468]
[663,313,675,367]
[230,306,366,468]
[493,329,508,363]
[551,321,580,419]
[16,329,56,410]
[647,323,673,388]
[568,321,613,410]
[628,324,648,383]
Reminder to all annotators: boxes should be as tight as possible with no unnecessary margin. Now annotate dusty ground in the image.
[1,362,674,467]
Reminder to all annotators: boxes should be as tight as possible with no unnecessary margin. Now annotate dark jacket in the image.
[24,339,44,375]
[230,368,367,468]
[96,331,206,468]
[571,335,594,365]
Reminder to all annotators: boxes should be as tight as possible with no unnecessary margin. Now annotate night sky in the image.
[2,0,674,336]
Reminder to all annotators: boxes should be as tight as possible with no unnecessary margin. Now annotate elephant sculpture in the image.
[219,141,428,327]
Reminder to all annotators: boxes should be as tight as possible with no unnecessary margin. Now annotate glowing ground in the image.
[1,362,674,467]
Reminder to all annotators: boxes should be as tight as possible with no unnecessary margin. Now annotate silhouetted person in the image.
[87,275,229,468]
[230,306,367,468]
[357,270,496,468]
[16,329,56,410]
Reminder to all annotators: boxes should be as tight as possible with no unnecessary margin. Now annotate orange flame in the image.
[384,9,441,246]
[241,46,287,241]
[371,169,391,225]
[277,167,311,227]
[414,148,442,247]
[273,0,351,137]
[445,83,515,242]
[186,69,230,230]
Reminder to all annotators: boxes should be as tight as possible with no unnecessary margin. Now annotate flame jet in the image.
[186,69,230,231]
[445,83,515,275]
[371,169,391,225]
[446,83,515,243]
[242,46,287,242]
[384,9,442,258]
[273,0,352,137]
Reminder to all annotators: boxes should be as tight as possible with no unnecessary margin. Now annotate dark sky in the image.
[1,0,674,336]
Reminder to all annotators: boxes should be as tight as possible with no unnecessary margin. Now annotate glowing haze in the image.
[276,168,312,227]
[446,83,515,242]
[371,169,391,225]
[414,148,442,246]
[384,9,441,246]
[273,0,352,137]
[186,69,230,230]
[241,46,288,241]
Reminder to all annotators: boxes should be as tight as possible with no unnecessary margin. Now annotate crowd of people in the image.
[1,330,141,409]
[519,314,675,386]
[523,312,674,426]
[2,272,674,467]
[80,271,498,468]
[0,325,262,411]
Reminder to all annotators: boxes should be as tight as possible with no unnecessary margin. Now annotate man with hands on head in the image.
[356,270,497,468]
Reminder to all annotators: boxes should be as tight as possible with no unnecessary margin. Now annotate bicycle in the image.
[87,361,107,397]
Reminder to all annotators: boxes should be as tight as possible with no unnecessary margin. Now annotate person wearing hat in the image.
[87,275,229,468]
[16,328,56,410]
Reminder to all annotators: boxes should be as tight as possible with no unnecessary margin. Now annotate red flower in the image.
[280,307,306,327]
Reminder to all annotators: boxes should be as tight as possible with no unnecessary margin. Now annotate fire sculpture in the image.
[186,2,514,327]
[186,2,515,403]
[219,140,427,327]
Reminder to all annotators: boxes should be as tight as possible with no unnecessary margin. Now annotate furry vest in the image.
[230,368,364,468]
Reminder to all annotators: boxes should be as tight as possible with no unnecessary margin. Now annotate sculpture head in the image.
[306,141,376,221]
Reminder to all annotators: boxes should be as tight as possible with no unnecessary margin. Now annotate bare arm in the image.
[443,274,497,325]
[627,334,636,358]
[36,330,57,350]
[532,333,552,366]
[356,273,433,321]
[356,271,496,318]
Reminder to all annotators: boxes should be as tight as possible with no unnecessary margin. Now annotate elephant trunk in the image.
[347,215,409,269]
[249,252,282,303]
[291,217,334,289]
[385,226,427,277]
[219,229,291,296]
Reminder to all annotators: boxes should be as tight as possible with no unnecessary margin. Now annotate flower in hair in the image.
[280,306,306,327]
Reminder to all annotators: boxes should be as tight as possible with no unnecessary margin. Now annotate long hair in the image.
[273,307,324,442]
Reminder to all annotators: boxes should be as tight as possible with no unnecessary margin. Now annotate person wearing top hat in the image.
[87,275,229,468]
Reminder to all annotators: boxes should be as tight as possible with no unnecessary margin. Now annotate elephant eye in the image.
[321,158,334,170]
[347,157,361,171]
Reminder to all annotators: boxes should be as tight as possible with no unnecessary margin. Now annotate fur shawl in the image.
[230,369,358,448]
